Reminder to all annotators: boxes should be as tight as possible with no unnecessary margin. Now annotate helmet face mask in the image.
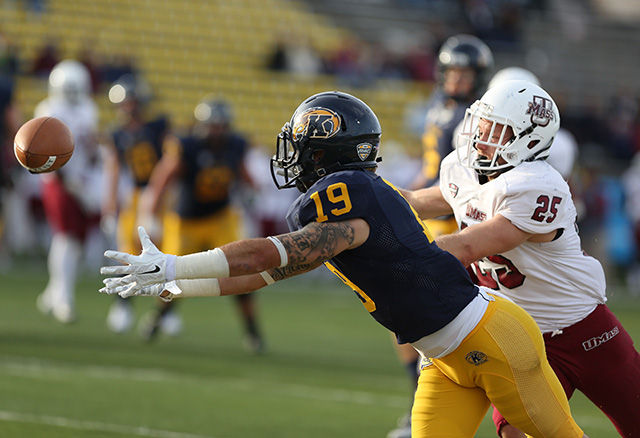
[271,91,381,192]
[271,122,305,190]
[457,80,560,176]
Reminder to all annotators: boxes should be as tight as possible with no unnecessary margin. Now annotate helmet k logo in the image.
[526,96,555,127]
[292,108,341,141]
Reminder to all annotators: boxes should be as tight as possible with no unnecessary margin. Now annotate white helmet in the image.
[48,60,91,104]
[487,66,540,90]
[457,79,560,175]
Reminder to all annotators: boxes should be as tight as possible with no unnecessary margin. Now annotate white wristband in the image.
[166,254,177,281]
[267,236,288,267]
[175,248,230,279]
[175,278,221,297]
[260,271,275,285]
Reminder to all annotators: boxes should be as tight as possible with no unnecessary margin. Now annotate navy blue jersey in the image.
[419,90,469,188]
[286,169,477,343]
[175,133,247,218]
[113,117,168,187]
[0,76,13,187]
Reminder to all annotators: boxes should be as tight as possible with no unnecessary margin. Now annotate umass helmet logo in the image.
[526,95,555,127]
[292,107,341,142]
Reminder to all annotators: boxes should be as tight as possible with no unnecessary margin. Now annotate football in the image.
[14,116,74,174]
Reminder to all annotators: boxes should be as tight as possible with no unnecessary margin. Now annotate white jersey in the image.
[35,96,98,178]
[439,150,606,333]
[35,96,102,212]
[244,147,297,221]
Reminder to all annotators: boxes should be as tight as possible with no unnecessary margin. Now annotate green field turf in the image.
[0,263,637,437]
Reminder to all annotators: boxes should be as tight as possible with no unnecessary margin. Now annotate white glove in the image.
[100,226,176,289]
[99,278,182,302]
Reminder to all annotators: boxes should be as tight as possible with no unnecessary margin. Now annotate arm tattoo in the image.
[268,222,356,281]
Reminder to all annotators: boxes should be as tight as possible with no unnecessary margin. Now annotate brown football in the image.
[14,116,74,174]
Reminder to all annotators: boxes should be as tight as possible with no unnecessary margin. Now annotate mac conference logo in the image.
[356,142,373,161]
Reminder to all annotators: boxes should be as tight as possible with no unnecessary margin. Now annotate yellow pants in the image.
[412,295,583,438]
[162,206,243,255]
[117,190,141,255]
[422,216,458,238]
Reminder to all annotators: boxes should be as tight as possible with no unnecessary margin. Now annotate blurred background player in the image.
[137,96,265,352]
[34,59,101,323]
[410,34,494,194]
[388,34,494,438]
[0,59,20,268]
[102,73,169,333]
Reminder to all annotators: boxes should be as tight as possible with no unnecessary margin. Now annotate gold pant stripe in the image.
[117,190,141,254]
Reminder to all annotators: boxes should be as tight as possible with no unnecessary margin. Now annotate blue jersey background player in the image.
[411,34,493,193]
[137,97,264,351]
[102,74,169,333]
[100,91,588,438]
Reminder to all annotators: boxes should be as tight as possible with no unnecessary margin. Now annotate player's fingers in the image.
[103,274,135,288]
[114,284,133,295]
[100,264,134,276]
[99,286,115,295]
[118,282,139,299]
[101,279,119,294]
[138,226,157,252]
[104,250,136,265]
[100,281,127,295]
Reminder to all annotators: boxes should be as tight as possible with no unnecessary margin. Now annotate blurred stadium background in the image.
[0,0,639,437]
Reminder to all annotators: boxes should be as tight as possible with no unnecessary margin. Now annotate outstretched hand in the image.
[99,279,182,302]
[99,226,179,301]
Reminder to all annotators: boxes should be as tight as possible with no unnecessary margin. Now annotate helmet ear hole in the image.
[527,140,540,150]
[311,150,325,163]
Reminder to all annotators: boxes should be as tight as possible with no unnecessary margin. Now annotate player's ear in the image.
[311,150,325,163]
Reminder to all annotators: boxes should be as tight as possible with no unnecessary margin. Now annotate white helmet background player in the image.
[487,66,540,89]
[457,79,560,175]
[48,59,91,104]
